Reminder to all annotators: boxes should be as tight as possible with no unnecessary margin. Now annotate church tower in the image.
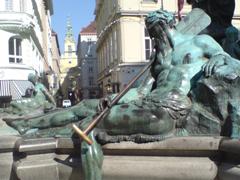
[60,16,79,104]
[61,16,77,64]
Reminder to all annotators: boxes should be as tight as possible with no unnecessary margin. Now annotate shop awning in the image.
[0,80,11,97]
[0,80,34,100]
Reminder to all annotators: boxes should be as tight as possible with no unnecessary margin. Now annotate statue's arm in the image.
[195,35,231,76]
[40,86,56,105]
[195,35,225,57]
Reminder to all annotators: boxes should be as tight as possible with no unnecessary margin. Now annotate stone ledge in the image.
[102,156,218,180]
[3,136,240,156]
[102,136,223,156]
[0,135,21,152]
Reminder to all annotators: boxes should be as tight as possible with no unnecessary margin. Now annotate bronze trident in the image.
[73,56,155,145]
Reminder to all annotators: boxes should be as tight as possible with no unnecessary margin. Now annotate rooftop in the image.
[80,21,96,34]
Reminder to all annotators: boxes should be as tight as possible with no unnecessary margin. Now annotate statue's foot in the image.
[16,126,30,135]
[175,128,189,136]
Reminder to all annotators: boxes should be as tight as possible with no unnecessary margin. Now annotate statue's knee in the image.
[51,112,76,126]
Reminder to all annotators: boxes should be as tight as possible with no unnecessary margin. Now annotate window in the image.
[68,45,72,57]
[87,39,93,57]
[5,0,26,12]
[144,28,153,60]
[88,38,92,45]
[103,43,107,68]
[5,0,13,11]
[89,77,94,86]
[106,40,109,66]
[113,29,118,59]
[9,37,22,63]
[89,67,93,73]
[20,0,27,12]
[112,83,120,93]
[100,49,104,71]
[109,34,113,63]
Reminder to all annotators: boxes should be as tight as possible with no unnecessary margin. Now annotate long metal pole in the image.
[84,58,154,135]
[73,58,155,144]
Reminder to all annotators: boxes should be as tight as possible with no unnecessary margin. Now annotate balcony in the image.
[0,11,34,33]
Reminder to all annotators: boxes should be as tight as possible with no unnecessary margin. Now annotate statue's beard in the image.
[154,31,171,57]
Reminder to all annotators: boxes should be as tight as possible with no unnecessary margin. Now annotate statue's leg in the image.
[6,100,99,134]
[49,99,99,127]
[102,102,175,136]
[80,117,103,180]
[5,110,77,134]
[3,104,20,115]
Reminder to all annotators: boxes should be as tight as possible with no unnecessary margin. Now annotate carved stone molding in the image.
[0,12,34,33]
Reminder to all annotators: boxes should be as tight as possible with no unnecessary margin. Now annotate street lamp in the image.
[106,84,112,94]
[106,79,112,94]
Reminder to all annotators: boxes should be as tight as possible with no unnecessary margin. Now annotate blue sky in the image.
[51,0,96,54]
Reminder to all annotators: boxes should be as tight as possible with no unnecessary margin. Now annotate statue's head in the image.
[225,26,239,42]
[28,73,37,84]
[145,10,176,39]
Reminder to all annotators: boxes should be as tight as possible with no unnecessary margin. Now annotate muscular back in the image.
[153,34,224,95]
[172,34,223,64]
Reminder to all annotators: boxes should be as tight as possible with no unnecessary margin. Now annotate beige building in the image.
[40,0,54,88]
[60,17,79,104]
[50,31,61,96]
[95,0,240,96]
[95,0,192,96]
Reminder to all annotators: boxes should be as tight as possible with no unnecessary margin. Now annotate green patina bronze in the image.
[2,9,240,179]
[1,73,56,117]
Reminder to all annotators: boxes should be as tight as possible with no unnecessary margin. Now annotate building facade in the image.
[95,0,191,96]
[77,21,99,99]
[95,0,240,96]
[50,30,61,96]
[60,17,79,105]
[0,0,54,106]
[39,0,54,90]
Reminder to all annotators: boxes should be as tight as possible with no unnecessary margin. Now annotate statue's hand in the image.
[97,96,111,112]
[202,53,228,77]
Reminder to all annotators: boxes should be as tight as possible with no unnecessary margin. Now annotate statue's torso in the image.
[153,37,208,96]
[171,38,208,65]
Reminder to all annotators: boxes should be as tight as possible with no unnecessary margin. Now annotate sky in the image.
[51,0,96,54]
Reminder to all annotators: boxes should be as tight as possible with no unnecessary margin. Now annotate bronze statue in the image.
[1,73,56,117]
[3,9,240,179]
[6,9,239,137]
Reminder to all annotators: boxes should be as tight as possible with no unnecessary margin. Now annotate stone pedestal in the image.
[0,136,240,180]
